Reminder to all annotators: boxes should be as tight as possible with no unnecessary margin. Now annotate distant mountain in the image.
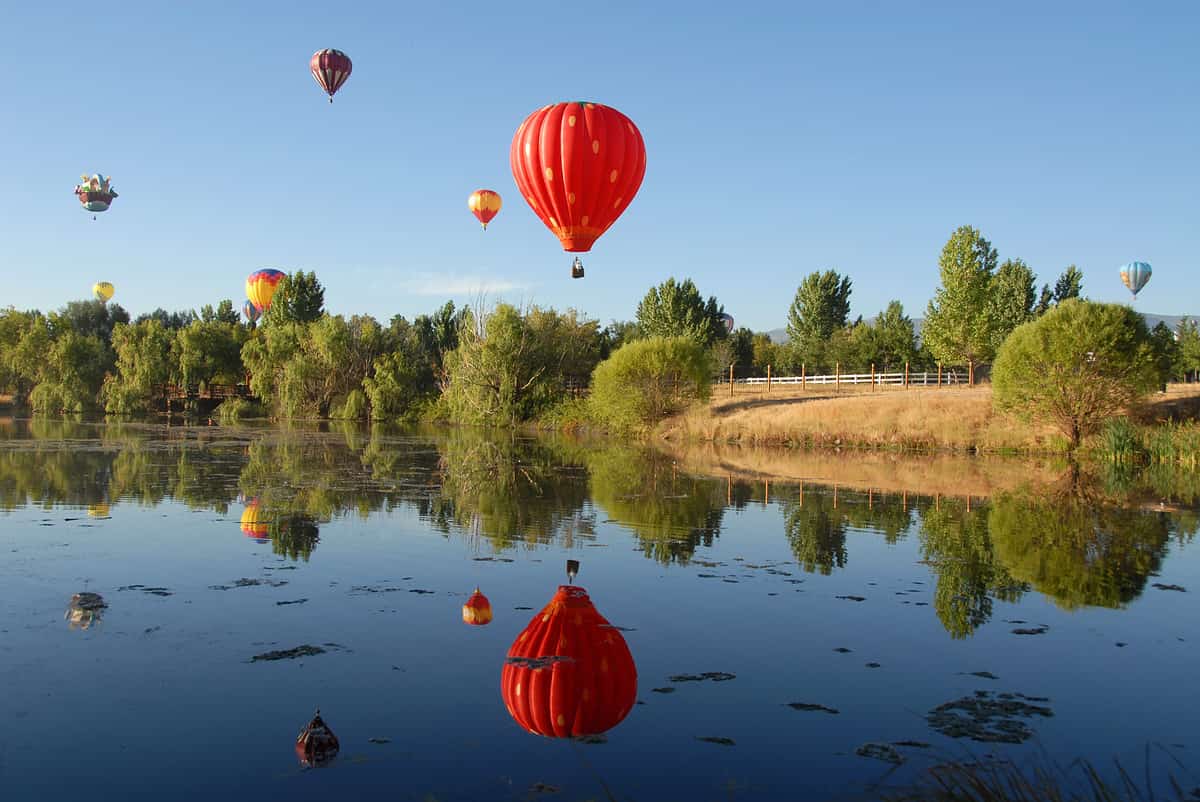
[760,312,1191,345]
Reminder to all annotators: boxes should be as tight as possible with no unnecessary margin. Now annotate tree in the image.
[1053,265,1083,303]
[589,336,712,433]
[923,226,998,374]
[56,299,130,345]
[103,320,177,413]
[176,319,247,388]
[786,270,852,370]
[992,299,1159,448]
[136,308,198,330]
[635,277,724,346]
[1176,318,1200,381]
[1148,322,1178,391]
[263,271,325,326]
[729,327,755,371]
[871,301,918,371]
[751,333,782,376]
[1034,284,1054,316]
[987,258,1037,352]
[200,300,240,325]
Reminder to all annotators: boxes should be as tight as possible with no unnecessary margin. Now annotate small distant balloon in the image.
[718,312,734,335]
[468,190,502,230]
[93,282,115,303]
[1119,261,1152,299]
[462,588,493,626]
[246,269,286,313]
[295,709,339,767]
[311,49,352,103]
[242,300,260,324]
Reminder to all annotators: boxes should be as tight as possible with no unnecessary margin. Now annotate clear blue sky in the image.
[2,0,1196,331]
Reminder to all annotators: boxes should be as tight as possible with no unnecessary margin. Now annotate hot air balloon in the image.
[468,190,502,230]
[74,174,118,219]
[510,102,647,279]
[462,588,493,626]
[242,300,260,325]
[93,282,115,304]
[246,269,286,313]
[718,313,734,335]
[65,592,106,631]
[295,709,339,767]
[501,583,637,738]
[1120,262,1152,299]
[311,49,352,103]
[240,502,270,543]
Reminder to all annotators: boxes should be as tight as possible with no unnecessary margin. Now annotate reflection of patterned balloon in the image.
[93,282,114,303]
[240,502,270,542]
[242,300,260,324]
[462,588,493,625]
[510,102,647,255]
[1119,261,1152,298]
[246,269,286,312]
[311,49,352,102]
[501,585,636,738]
[468,190,502,230]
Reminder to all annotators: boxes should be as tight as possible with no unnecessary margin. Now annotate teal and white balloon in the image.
[1119,261,1152,298]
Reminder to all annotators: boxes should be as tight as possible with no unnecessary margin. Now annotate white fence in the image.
[734,369,966,387]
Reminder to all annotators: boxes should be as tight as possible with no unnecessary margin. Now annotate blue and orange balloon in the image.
[1119,262,1152,299]
[246,269,286,313]
[243,300,261,324]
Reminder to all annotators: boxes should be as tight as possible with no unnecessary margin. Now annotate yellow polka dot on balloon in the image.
[581,215,589,226]
[568,192,576,205]
[515,683,522,696]
[613,197,623,208]
[556,714,566,726]
[592,140,600,154]
[525,142,531,157]
[586,103,595,109]
[544,167,553,181]
[609,169,618,183]
[568,115,576,127]
[549,217,557,227]
[542,614,550,623]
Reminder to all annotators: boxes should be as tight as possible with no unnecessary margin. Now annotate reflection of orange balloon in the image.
[500,585,636,738]
[240,502,269,542]
[295,710,339,767]
[462,588,493,625]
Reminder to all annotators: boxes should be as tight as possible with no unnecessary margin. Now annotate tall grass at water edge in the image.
[1098,419,1200,467]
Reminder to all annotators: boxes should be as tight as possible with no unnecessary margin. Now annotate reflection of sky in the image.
[0,458,1197,800]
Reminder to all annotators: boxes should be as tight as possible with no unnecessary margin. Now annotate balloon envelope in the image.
[93,282,114,303]
[468,190,502,230]
[74,174,117,214]
[246,269,286,312]
[311,49,352,101]
[718,313,734,334]
[1119,262,1152,298]
[510,102,647,254]
[242,300,260,324]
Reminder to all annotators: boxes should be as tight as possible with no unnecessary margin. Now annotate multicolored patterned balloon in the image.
[246,269,286,313]
[74,174,117,215]
[242,299,260,324]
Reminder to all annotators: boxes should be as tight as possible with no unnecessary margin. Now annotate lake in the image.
[1,418,1197,801]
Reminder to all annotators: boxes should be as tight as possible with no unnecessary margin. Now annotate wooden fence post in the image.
[937,363,942,387]
[801,363,806,391]
[968,361,975,387]
[870,363,876,392]
[729,363,734,397]
[767,364,772,394]
[904,361,909,388]
[835,362,840,393]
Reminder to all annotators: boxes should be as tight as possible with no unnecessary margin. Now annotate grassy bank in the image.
[659,384,1200,455]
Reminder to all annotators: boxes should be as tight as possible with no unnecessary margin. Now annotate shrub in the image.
[589,336,711,434]
[993,300,1158,449]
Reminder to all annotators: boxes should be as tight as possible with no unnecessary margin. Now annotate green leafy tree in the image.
[729,327,755,371]
[363,351,423,420]
[871,301,918,371]
[786,270,852,371]
[411,300,464,383]
[103,320,177,413]
[56,299,130,345]
[262,271,325,326]
[1053,265,1083,303]
[589,336,712,434]
[751,333,782,376]
[923,226,998,372]
[176,319,247,388]
[1035,284,1054,316]
[1148,322,1178,391]
[1175,318,1200,381]
[987,258,1037,352]
[200,300,241,325]
[992,300,1159,448]
[635,277,724,346]
[602,320,641,354]
[28,331,110,412]
[136,308,198,330]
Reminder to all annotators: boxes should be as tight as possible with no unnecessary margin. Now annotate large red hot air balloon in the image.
[500,584,637,737]
[310,49,352,103]
[510,102,646,279]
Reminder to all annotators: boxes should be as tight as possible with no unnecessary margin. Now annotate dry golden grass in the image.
[657,439,1069,499]
[661,385,1061,452]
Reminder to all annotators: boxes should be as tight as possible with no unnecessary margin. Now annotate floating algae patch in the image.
[210,578,288,590]
[926,691,1054,744]
[696,736,736,746]
[668,672,736,683]
[785,702,839,714]
[250,644,332,662]
[856,742,903,764]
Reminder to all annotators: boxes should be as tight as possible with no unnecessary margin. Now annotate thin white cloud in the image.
[398,273,526,296]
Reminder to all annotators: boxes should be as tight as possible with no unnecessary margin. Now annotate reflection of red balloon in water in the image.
[462,587,493,626]
[500,584,636,737]
[295,709,339,767]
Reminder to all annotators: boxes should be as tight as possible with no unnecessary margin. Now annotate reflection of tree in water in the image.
[270,514,320,562]
[776,485,912,575]
[432,430,594,550]
[917,497,1027,640]
[586,448,724,565]
[988,492,1172,610]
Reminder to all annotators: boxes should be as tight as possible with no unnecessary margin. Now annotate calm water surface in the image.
[1,419,1197,801]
